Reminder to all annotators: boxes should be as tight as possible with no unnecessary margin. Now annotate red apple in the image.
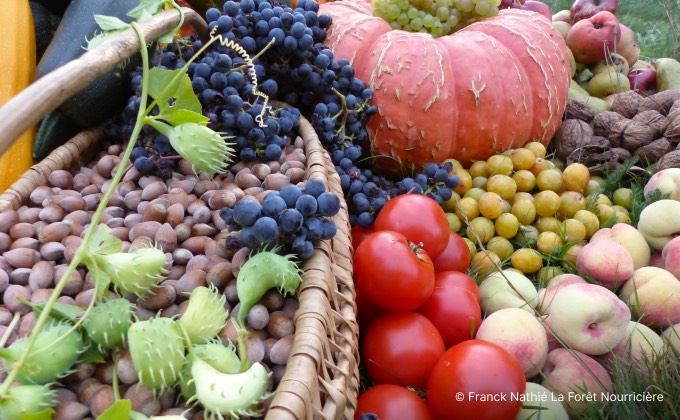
[570,0,619,23]
[628,68,658,93]
[524,1,553,20]
[566,11,621,65]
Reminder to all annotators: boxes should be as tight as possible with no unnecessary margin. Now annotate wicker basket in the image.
[0,8,359,420]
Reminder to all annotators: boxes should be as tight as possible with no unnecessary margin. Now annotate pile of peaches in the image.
[480,167,680,418]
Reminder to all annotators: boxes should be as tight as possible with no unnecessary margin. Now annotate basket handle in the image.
[0,7,208,157]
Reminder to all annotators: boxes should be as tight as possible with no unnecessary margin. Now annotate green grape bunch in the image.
[372,0,503,36]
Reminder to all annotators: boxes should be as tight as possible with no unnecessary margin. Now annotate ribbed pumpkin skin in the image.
[319,0,571,174]
[0,0,36,191]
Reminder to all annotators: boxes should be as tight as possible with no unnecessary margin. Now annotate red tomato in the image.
[356,287,382,331]
[363,312,445,389]
[426,340,526,420]
[354,231,435,312]
[433,271,480,302]
[352,224,375,251]
[433,232,471,273]
[355,384,432,420]
[416,277,482,348]
[374,194,450,259]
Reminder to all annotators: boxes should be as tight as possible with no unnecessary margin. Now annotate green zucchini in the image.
[33,110,83,159]
[29,1,61,62]
[33,0,141,159]
[32,0,71,17]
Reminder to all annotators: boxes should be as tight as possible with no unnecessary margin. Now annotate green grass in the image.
[578,343,680,419]
[541,0,680,59]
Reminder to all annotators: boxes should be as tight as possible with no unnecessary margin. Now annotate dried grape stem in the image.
[0,313,20,348]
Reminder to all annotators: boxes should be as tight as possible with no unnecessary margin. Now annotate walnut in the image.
[613,147,632,162]
[665,111,680,142]
[635,138,672,163]
[567,145,619,175]
[670,99,680,115]
[611,90,643,118]
[655,150,680,171]
[638,89,680,114]
[591,136,611,148]
[564,100,595,123]
[632,110,670,137]
[593,111,626,137]
[553,119,594,159]
[608,119,655,151]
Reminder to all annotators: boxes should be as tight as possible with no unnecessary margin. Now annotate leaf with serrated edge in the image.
[86,29,127,51]
[148,67,203,121]
[128,0,167,20]
[98,399,132,420]
[94,14,130,31]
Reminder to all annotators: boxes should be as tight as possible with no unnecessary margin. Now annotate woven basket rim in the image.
[0,8,359,419]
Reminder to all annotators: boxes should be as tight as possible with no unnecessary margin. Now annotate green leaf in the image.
[90,225,123,256]
[128,0,168,20]
[79,343,106,364]
[129,411,152,420]
[22,408,54,420]
[148,67,203,122]
[23,300,85,324]
[157,30,176,44]
[95,270,113,299]
[164,109,209,126]
[86,29,127,51]
[94,15,131,31]
[98,399,132,420]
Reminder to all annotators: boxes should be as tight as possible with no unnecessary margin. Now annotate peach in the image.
[549,283,630,355]
[661,323,680,354]
[536,274,587,314]
[478,270,538,315]
[476,308,548,378]
[662,236,680,279]
[539,314,564,353]
[650,252,665,268]
[637,199,680,251]
[619,267,680,328]
[541,349,613,417]
[517,382,569,420]
[606,321,665,375]
[590,223,651,269]
[576,239,634,288]
[643,168,680,201]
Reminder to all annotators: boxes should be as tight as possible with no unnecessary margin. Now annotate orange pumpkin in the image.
[319,0,571,174]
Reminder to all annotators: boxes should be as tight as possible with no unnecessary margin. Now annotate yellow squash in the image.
[0,0,37,191]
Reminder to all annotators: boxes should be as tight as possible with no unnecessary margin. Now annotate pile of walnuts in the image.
[553,89,680,173]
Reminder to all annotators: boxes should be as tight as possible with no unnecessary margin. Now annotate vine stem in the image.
[0,21,153,398]
[112,351,121,401]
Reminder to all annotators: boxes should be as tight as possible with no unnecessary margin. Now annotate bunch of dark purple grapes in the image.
[220,179,341,258]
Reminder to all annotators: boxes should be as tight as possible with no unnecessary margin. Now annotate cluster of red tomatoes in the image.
[352,194,527,419]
